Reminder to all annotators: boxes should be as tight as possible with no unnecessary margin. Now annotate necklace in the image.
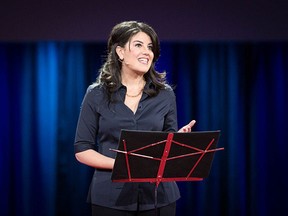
[125,80,146,97]
[126,88,144,97]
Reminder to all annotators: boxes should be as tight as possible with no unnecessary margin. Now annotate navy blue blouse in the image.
[74,82,181,211]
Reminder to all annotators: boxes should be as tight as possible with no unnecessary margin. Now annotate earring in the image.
[118,58,123,62]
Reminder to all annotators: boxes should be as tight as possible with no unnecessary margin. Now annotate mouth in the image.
[138,58,149,65]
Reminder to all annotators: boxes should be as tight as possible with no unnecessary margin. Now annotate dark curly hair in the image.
[96,21,167,99]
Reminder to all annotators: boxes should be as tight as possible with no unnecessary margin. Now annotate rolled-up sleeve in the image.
[74,87,99,153]
[162,89,178,132]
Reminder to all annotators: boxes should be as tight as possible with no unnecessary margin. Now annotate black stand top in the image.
[111,130,223,186]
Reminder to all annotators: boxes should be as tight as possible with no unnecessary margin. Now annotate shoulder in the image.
[87,82,103,92]
[154,83,176,101]
[164,83,173,91]
[162,84,175,96]
[86,82,107,95]
[83,83,107,103]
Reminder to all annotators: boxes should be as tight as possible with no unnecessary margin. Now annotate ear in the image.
[116,46,124,60]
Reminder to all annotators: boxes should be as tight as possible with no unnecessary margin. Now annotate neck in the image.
[121,73,145,88]
[121,73,146,98]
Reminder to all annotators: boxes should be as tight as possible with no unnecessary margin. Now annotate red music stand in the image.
[110,130,223,212]
[111,130,223,184]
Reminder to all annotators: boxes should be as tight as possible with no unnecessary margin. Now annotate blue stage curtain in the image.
[0,42,287,216]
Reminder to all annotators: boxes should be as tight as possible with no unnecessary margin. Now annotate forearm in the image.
[75,149,115,170]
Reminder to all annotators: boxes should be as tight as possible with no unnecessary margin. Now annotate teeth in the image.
[139,58,148,64]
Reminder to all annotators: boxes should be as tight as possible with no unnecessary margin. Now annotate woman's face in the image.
[117,31,154,75]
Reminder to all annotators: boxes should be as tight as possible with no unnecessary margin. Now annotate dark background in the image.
[1,0,288,41]
[1,1,288,216]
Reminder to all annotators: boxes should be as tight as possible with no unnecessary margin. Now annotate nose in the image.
[141,46,151,55]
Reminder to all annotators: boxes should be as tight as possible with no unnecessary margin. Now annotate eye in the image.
[148,45,153,50]
[135,43,142,48]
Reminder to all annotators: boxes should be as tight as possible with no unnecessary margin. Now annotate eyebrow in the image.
[133,40,143,43]
[132,40,153,45]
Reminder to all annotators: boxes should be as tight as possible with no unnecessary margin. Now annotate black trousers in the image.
[91,202,176,216]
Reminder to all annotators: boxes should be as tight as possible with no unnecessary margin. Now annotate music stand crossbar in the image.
[111,130,223,186]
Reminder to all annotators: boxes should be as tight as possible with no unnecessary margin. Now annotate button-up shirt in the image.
[74,81,180,211]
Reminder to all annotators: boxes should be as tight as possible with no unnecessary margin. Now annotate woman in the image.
[74,21,196,216]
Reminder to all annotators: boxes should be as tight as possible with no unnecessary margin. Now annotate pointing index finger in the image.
[188,120,196,128]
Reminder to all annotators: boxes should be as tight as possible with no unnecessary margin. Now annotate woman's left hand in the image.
[178,120,196,132]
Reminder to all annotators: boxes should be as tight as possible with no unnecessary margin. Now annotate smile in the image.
[138,58,149,65]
